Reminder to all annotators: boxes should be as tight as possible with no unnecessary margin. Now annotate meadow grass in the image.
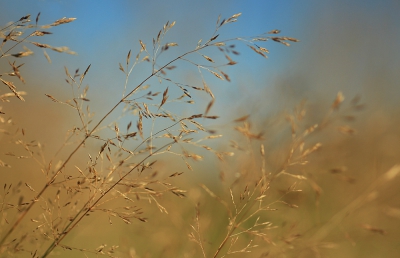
[1,12,399,258]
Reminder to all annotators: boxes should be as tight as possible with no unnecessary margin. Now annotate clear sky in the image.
[1,0,308,92]
[1,0,400,137]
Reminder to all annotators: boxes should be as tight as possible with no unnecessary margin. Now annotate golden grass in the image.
[1,11,399,258]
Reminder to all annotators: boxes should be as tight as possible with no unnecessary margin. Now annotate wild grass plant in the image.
[1,11,399,258]
[0,12,294,257]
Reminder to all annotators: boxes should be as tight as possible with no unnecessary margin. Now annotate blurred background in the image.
[1,0,400,257]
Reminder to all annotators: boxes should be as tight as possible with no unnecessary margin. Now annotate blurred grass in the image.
[1,2,400,257]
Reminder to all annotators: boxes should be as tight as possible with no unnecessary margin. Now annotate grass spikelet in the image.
[158,87,169,110]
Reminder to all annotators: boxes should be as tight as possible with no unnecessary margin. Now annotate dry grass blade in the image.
[209,70,224,80]
[8,61,25,83]
[1,78,25,101]
[126,49,131,65]
[169,21,176,29]
[267,29,280,34]
[119,63,125,73]
[249,45,267,58]
[210,34,219,42]
[11,47,34,58]
[202,55,214,63]
[203,82,215,98]
[225,13,241,24]
[31,42,50,48]
[51,17,76,26]
[35,12,41,26]
[271,37,291,46]
[204,98,215,116]
[44,94,62,103]
[224,54,237,65]
[0,91,27,102]
[79,64,91,84]
[220,71,230,81]
[234,115,250,122]
[43,50,51,63]
[18,14,31,22]
[64,66,75,83]
[32,31,52,36]
[259,46,269,53]
[301,142,322,157]
[137,113,143,138]
[139,40,146,51]
[157,87,169,110]
[203,115,219,119]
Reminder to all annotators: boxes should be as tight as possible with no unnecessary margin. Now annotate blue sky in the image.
[1,1,308,87]
[1,1,400,137]
[1,1,307,121]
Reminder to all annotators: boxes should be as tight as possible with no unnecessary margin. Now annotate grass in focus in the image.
[1,11,400,258]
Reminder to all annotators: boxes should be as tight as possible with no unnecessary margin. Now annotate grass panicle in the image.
[0,12,301,257]
[2,10,398,258]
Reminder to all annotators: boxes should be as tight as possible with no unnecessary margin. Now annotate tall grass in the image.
[1,11,400,258]
[0,12,298,257]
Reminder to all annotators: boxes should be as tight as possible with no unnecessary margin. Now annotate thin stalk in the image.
[212,178,265,257]
[0,45,206,248]
[0,31,34,59]
[41,140,175,257]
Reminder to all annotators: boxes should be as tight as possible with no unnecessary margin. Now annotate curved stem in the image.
[0,44,205,249]
[41,140,175,257]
